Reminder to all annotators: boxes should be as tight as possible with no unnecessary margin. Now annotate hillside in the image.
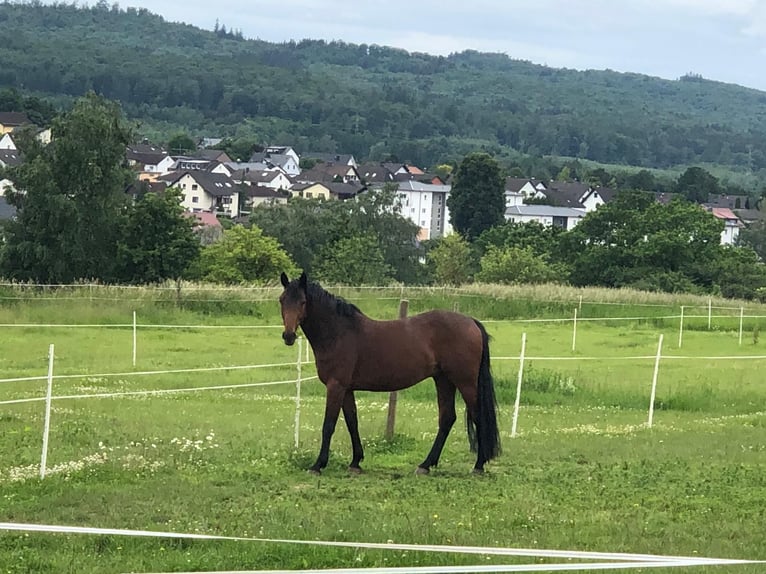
[2,1,766,176]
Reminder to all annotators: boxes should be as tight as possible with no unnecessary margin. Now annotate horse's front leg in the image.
[342,391,364,473]
[309,380,345,475]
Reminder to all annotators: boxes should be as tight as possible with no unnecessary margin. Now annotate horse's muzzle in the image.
[282,331,297,346]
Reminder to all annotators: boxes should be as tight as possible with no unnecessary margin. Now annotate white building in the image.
[395,180,452,240]
[505,205,586,230]
[0,133,16,150]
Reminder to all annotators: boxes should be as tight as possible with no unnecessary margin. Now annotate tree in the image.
[314,233,394,285]
[739,219,766,261]
[676,166,720,203]
[193,224,298,283]
[625,169,656,191]
[476,246,560,285]
[166,132,196,154]
[562,191,724,290]
[427,233,473,285]
[117,188,200,283]
[251,187,424,283]
[447,152,504,240]
[0,92,132,282]
[476,220,565,259]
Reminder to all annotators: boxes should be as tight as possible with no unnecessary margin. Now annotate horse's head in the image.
[279,271,308,346]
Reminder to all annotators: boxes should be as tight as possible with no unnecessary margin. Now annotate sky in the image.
[121,0,766,91]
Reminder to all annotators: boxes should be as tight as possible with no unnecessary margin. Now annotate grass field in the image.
[0,285,765,573]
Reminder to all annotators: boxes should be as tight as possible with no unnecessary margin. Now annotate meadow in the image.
[0,283,765,573]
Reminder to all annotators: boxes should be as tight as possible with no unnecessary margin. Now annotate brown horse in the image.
[279,272,500,475]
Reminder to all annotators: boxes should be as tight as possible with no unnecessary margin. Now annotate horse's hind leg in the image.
[417,376,456,474]
[342,391,364,473]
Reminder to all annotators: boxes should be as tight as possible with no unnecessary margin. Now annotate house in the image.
[250,146,301,176]
[303,152,357,168]
[395,180,452,240]
[289,181,362,201]
[236,169,292,191]
[505,205,586,230]
[505,189,524,207]
[505,177,547,200]
[297,162,360,184]
[733,208,766,226]
[35,128,52,145]
[171,156,231,174]
[356,163,396,187]
[706,207,744,245]
[194,149,232,163]
[198,137,223,149]
[0,150,22,168]
[243,185,290,209]
[159,171,242,218]
[326,181,365,200]
[542,181,591,209]
[0,112,29,134]
[707,194,751,210]
[125,180,168,201]
[0,133,16,150]
[126,143,173,173]
[580,187,616,212]
[290,182,332,200]
[263,146,300,165]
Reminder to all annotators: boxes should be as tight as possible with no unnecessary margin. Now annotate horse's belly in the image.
[353,363,433,392]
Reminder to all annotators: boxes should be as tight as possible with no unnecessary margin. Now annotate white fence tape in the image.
[0,376,319,406]
[0,361,304,385]
[0,522,759,568]
[139,562,759,574]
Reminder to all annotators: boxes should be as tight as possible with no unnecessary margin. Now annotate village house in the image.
[158,170,243,218]
[505,205,586,230]
[303,152,357,168]
[706,207,744,245]
[242,185,290,209]
[0,133,16,150]
[250,146,300,176]
[126,142,174,173]
[396,180,452,240]
[296,162,360,184]
[0,112,29,134]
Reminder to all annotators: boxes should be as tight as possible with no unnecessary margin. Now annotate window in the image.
[192,196,199,203]
[306,192,313,198]
[181,195,186,202]
[422,208,426,213]
[191,184,198,191]
[421,220,426,226]
[222,197,232,205]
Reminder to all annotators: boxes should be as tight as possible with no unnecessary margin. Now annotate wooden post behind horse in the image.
[279,272,500,474]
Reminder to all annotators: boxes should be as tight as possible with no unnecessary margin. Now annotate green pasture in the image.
[0,286,765,573]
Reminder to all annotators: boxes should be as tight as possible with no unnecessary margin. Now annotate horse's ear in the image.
[280,272,290,288]
[299,271,308,291]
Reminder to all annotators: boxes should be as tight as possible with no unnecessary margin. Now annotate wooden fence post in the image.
[385,299,408,439]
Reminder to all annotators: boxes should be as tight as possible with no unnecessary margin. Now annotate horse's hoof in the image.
[415,466,430,475]
[348,466,363,475]
[472,467,485,475]
[308,468,321,476]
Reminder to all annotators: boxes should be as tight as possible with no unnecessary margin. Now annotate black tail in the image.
[467,319,501,467]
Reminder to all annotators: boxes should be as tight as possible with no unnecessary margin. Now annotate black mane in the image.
[307,281,361,319]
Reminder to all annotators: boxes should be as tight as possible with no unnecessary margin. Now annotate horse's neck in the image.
[301,306,357,351]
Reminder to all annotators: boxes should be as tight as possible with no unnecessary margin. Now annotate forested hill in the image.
[3,1,766,173]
